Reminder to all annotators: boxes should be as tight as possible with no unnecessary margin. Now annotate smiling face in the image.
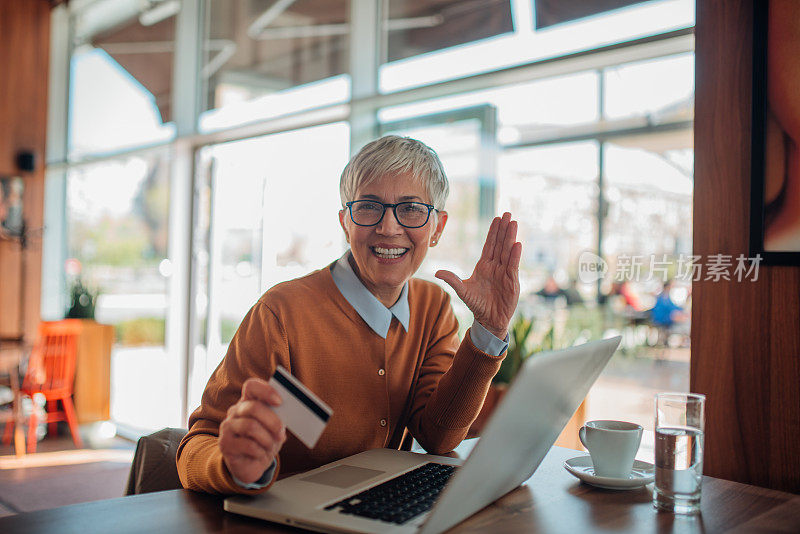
[339,172,447,307]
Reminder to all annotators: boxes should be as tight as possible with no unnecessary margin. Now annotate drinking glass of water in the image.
[653,392,706,515]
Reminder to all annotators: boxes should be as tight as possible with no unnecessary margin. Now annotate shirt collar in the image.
[330,250,410,339]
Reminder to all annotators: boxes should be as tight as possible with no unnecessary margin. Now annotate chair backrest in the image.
[125,427,188,495]
[22,320,82,396]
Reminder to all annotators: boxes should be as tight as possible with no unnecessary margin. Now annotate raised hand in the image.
[435,212,522,340]
[219,378,287,484]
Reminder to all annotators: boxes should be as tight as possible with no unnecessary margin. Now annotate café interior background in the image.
[33,0,694,459]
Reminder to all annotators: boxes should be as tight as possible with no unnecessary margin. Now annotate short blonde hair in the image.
[339,135,449,210]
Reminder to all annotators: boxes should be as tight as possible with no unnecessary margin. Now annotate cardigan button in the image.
[380,419,387,427]
[378,368,385,376]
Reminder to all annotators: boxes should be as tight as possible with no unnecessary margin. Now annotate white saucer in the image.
[564,455,655,490]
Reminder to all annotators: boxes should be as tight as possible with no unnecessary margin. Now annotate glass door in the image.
[66,149,181,433]
[188,124,350,410]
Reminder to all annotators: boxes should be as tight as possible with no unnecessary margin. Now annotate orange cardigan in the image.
[176,264,504,495]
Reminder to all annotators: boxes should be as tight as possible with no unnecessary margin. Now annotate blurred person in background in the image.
[608,281,644,312]
[536,274,566,305]
[562,278,585,307]
[650,279,689,345]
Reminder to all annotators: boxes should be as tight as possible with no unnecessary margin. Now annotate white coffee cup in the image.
[578,420,643,479]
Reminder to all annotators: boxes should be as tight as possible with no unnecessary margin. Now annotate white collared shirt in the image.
[331,251,508,355]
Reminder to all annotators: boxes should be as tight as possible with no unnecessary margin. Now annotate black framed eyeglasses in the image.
[345,200,436,229]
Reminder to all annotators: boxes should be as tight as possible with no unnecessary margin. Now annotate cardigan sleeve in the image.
[405,293,505,455]
[176,300,288,495]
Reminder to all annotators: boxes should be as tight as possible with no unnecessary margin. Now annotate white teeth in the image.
[374,247,407,255]
[372,247,408,258]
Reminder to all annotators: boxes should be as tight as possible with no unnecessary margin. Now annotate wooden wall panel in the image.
[0,0,50,342]
[768,267,800,490]
[0,240,22,337]
[693,0,800,492]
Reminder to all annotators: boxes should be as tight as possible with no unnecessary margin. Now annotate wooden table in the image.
[1,445,798,533]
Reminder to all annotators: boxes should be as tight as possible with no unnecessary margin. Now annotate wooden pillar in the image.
[693,0,800,492]
[0,0,50,343]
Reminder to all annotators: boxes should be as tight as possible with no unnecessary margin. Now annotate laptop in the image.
[225,336,621,534]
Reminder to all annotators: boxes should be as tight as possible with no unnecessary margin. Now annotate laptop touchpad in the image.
[301,465,386,489]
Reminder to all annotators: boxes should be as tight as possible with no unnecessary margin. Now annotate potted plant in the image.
[492,316,537,384]
[467,312,592,447]
[468,316,544,437]
[66,278,97,320]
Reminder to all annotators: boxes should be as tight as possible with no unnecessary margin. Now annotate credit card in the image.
[268,365,333,449]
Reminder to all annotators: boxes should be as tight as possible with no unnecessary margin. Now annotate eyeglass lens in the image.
[350,201,430,228]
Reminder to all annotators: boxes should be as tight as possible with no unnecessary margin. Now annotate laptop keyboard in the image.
[324,462,458,525]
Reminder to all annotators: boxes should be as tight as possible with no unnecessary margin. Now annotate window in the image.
[379,55,694,461]
[384,0,513,64]
[200,0,350,131]
[53,0,697,437]
[69,0,178,157]
[500,142,599,293]
[189,122,350,408]
[379,72,599,129]
[380,0,694,92]
[66,150,181,431]
[603,53,694,120]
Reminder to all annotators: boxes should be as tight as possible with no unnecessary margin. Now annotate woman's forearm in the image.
[407,330,504,454]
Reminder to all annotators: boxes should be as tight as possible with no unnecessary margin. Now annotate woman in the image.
[177,135,522,495]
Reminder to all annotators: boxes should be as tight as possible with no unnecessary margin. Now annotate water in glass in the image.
[654,426,703,513]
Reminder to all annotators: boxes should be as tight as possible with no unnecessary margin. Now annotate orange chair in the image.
[1,320,84,453]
